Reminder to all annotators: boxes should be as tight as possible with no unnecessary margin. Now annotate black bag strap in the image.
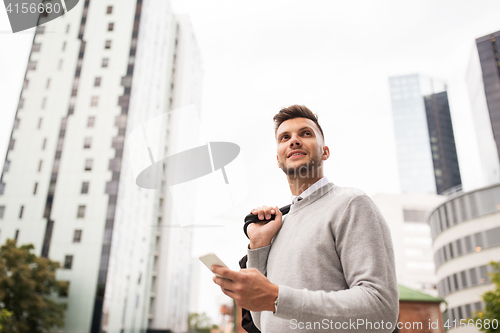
[243,204,291,238]
[239,255,261,333]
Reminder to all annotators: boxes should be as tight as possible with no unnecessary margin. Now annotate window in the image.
[36,26,45,34]
[38,160,43,172]
[94,77,101,87]
[64,255,73,269]
[0,206,5,219]
[46,78,50,89]
[58,59,63,70]
[59,281,69,297]
[41,97,47,109]
[38,118,43,129]
[8,139,15,150]
[90,96,98,107]
[403,209,427,222]
[33,183,38,195]
[19,205,24,219]
[19,98,24,109]
[42,138,47,150]
[66,24,70,33]
[84,137,92,149]
[102,58,109,68]
[73,230,82,243]
[108,23,114,31]
[14,230,19,241]
[28,61,37,70]
[87,116,95,127]
[104,40,112,49]
[106,5,113,14]
[77,205,85,218]
[14,119,20,129]
[3,161,10,173]
[84,159,92,171]
[32,43,41,52]
[81,182,89,194]
[62,41,66,51]
[23,79,29,89]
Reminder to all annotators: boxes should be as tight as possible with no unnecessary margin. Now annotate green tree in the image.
[188,312,218,333]
[0,239,67,333]
[472,261,500,333]
[0,309,13,331]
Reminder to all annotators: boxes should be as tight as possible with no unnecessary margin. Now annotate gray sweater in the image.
[247,183,399,332]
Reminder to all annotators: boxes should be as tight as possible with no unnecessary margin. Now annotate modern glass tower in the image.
[389,74,462,195]
[0,1,202,332]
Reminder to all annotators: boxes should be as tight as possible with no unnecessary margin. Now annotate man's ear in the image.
[276,155,280,166]
[322,146,330,161]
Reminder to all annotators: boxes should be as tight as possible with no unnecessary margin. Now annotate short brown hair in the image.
[273,105,324,139]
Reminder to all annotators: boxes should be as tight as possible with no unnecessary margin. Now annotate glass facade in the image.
[429,183,500,239]
[389,74,462,195]
[424,91,462,194]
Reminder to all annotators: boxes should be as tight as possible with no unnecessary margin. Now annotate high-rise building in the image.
[372,193,446,297]
[466,31,500,187]
[389,74,462,195]
[429,183,500,333]
[0,0,202,332]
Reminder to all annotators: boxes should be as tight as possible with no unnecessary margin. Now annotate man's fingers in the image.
[220,287,237,300]
[275,206,281,217]
[250,205,278,220]
[213,275,234,292]
[211,265,239,281]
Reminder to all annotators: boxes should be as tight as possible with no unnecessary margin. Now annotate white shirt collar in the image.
[291,176,330,204]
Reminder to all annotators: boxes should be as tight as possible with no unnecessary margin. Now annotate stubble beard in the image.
[279,152,323,180]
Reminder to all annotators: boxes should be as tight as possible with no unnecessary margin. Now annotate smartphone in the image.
[199,252,228,278]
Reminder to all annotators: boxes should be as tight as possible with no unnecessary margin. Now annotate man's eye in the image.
[281,135,289,141]
[303,132,311,136]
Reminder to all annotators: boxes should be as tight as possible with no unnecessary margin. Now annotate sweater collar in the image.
[291,176,330,204]
[289,181,335,214]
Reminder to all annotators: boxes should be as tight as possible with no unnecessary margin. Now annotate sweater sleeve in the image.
[246,244,272,331]
[274,195,399,332]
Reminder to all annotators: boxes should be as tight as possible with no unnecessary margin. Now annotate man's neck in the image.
[287,169,324,196]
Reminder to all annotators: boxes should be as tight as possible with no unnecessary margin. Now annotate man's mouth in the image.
[288,151,307,158]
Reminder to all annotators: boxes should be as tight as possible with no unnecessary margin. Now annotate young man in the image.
[212,105,399,332]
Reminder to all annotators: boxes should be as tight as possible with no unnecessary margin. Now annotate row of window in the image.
[32,37,113,56]
[447,301,483,323]
[19,77,105,111]
[429,185,500,239]
[0,200,90,219]
[437,264,492,297]
[7,116,96,153]
[0,229,81,246]
[434,226,500,267]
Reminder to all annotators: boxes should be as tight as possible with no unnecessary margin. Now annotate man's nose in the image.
[289,135,302,147]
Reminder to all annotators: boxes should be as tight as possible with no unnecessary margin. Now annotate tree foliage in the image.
[472,261,500,333]
[188,312,218,333]
[0,239,67,333]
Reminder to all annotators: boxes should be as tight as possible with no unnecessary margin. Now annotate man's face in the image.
[276,117,329,177]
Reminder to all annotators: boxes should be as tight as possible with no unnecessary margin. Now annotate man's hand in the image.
[212,266,279,312]
[247,205,283,249]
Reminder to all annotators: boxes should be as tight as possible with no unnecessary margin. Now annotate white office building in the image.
[429,183,500,333]
[0,0,202,332]
[372,193,446,297]
[466,43,500,188]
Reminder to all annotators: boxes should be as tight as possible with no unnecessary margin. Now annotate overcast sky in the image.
[2,0,500,323]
